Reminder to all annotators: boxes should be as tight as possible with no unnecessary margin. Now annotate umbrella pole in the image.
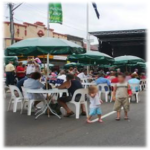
[46,54,50,117]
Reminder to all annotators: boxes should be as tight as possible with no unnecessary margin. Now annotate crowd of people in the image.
[4,58,146,123]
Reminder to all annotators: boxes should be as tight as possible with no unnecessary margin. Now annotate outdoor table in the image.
[26,88,68,119]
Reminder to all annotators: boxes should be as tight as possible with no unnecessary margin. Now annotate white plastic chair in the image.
[81,78,88,84]
[59,90,69,97]
[21,87,42,116]
[97,83,110,102]
[110,83,117,102]
[129,83,140,103]
[8,85,23,112]
[69,88,88,119]
[140,79,146,90]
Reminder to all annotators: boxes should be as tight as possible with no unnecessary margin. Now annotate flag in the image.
[92,2,100,19]
[49,3,63,24]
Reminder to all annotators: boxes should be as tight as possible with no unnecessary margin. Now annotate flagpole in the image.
[46,3,50,88]
[86,3,90,74]
[86,2,90,52]
[47,3,50,37]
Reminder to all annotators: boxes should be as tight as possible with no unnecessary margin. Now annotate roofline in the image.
[65,34,84,40]
[4,21,54,31]
[4,21,27,28]
[53,32,67,36]
[90,29,146,36]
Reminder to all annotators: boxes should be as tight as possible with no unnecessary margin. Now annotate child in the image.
[113,74,130,121]
[87,85,103,123]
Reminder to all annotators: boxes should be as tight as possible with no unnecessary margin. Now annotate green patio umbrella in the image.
[67,51,114,64]
[127,62,146,69]
[5,37,86,56]
[99,64,115,68]
[63,62,88,69]
[114,55,145,65]
[5,37,85,91]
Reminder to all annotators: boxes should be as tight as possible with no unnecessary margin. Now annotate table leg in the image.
[35,99,61,119]
[35,101,46,116]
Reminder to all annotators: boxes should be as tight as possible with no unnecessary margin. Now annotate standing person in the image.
[16,62,26,81]
[87,86,103,123]
[112,74,130,121]
[5,61,15,86]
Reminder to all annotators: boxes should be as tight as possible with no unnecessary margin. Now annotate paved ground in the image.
[5,91,146,147]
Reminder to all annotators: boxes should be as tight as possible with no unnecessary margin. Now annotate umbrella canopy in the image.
[5,37,86,56]
[64,62,88,69]
[67,51,114,64]
[99,64,118,68]
[127,62,146,68]
[114,55,145,65]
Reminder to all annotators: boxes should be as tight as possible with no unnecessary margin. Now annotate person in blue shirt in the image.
[95,72,111,91]
[128,73,140,91]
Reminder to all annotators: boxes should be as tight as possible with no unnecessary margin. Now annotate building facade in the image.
[4,21,68,48]
[4,21,84,68]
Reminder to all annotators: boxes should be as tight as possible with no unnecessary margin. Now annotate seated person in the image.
[77,69,87,80]
[57,70,66,82]
[24,72,45,110]
[111,73,119,83]
[128,73,140,91]
[16,76,28,92]
[57,74,86,117]
[140,73,146,79]
[125,72,131,81]
[107,71,115,81]
[95,72,111,91]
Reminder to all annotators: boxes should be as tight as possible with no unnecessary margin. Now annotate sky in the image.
[3,1,147,44]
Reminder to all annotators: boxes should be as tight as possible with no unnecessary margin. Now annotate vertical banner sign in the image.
[49,3,63,24]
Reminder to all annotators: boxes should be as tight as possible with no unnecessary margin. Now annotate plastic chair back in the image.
[9,85,23,99]
[97,83,110,92]
[129,83,140,92]
[71,88,88,103]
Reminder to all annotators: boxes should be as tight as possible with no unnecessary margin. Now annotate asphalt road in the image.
[4,91,146,147]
